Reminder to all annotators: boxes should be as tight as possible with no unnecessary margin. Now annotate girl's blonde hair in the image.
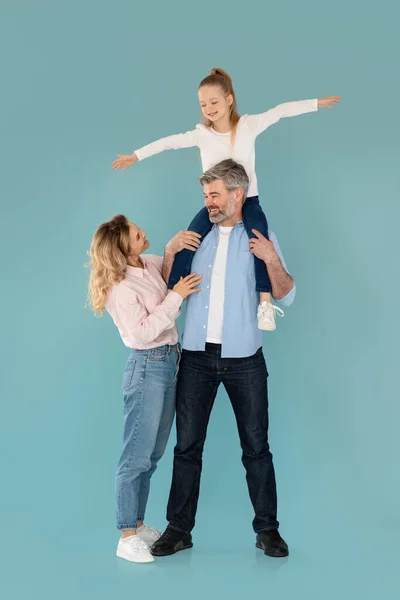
[87,214,130,316]
[199,68,240,143]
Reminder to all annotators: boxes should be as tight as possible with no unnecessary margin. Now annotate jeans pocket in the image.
[122,360,136,392]
[147,346,168,362]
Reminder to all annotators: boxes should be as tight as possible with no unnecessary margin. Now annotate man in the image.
[152,159,295,558]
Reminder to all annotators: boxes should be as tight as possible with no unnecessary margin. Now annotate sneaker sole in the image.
[151,542,193,557]
[255,541,289,558]
[116,548,155,563]
[257,318,276,331]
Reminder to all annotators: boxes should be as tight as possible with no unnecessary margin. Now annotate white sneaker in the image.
[116,535,154,563]
[257,302,284,331]
[137,524,162,546]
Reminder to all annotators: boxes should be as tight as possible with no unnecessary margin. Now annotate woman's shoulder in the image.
[107,278,130,302]
[143,254,163,272]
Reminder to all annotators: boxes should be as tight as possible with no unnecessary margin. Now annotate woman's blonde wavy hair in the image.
[87,214,130,316]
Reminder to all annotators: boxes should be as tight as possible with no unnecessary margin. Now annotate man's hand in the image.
[249,230,279,264]
[166,230,202,256]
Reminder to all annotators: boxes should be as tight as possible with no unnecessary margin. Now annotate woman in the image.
[87,214,201,563]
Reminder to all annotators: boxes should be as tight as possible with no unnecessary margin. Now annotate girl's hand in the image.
[112,153,138,171]
[166,230,202,255]
[173,274,202,300]
[318,96,341,109]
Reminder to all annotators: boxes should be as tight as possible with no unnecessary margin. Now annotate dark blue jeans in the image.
[166,344,279,534]
[167,196,272,293]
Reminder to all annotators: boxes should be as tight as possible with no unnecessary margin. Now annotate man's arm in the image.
[266,255,294,301]
[249,230,295,304]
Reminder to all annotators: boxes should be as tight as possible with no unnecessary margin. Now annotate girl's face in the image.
[198,85,233,124]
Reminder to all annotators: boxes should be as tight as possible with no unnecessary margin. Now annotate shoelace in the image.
[143,525,161,539]
[262,304,284,319]
[128,536,149,551]
[272,305,284,318]
[159,528,175,542]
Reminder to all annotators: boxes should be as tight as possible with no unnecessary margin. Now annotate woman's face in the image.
[128,222,149,258]
[198,84,232,124]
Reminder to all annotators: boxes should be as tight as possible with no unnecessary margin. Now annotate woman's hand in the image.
[318,96,341,109]
[173,274,202,299]
[166,230,202,255]
[112,153,138,171]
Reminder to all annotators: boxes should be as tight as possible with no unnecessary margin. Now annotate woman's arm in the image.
[161,230,202,283]
[112,129,199,171]
[116,289,183,345]
[114,269,201,345]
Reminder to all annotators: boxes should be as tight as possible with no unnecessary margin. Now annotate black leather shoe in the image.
[256,530,289,557]
[150,527,193,557]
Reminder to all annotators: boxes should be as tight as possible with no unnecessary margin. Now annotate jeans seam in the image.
[123,360,136,392]
[117,360,147,525]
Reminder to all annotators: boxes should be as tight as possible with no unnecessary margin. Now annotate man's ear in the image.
[235,188,244,204]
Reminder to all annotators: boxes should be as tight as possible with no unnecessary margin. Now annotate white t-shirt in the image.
[206,226,233,343]
[134,99,318,197]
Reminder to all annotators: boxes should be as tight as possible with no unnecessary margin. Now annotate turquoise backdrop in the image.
[1,1,399,598]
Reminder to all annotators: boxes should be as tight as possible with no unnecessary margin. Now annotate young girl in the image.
[112,68,340,330]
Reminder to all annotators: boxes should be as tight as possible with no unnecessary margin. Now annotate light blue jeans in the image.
[116,343,180,530]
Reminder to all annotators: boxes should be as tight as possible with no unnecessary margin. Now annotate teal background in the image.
[1,0,399,598]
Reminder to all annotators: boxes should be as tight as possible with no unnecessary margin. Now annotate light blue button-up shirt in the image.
[182,222,296,358]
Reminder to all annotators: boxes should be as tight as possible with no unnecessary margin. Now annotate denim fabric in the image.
[116,344,181,529]
[166,343,279,534]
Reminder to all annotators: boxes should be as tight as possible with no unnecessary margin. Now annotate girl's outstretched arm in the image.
[112,129,199,171]
[247,96,340,136]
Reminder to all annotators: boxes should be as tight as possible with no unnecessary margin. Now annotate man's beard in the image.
[208,198,236,224]
[209,210,227,224]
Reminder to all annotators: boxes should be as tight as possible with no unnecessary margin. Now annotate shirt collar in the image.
[211,220,244,230]
[126,257,147,278]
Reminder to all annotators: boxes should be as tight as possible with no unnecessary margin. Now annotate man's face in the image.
[203,179,242,224]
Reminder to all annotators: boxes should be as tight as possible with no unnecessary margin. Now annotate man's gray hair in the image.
[198,159,249,203]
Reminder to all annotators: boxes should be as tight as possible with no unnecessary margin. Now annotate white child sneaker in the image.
[116,535,154,563]
[137,524,162,546]
[257,302,284,331]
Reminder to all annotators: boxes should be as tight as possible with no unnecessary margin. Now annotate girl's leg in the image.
[116,347,175,533]
[242,197,283,331]
[242,197,272,295]
[167,207,212,289]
